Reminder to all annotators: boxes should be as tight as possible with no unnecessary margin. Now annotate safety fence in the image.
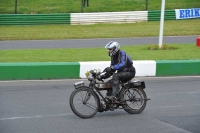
[0,13,70,25]
[148,10,176,21]
[0,10,176,25]
[0,8,199,25]
[71,11,147,25]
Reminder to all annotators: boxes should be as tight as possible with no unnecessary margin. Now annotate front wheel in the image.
[69,87,99,119]
[120,87,147,114]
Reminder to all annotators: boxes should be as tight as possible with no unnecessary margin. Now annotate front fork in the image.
[82,91,91,104]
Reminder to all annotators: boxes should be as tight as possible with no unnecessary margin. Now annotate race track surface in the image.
[0,76,200,133]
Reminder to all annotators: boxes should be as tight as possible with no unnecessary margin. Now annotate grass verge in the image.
[0,44,200,62]
[0,19,199,40]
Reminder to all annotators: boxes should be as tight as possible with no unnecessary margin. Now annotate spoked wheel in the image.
[69,87,99,119]
[120,87,147,114]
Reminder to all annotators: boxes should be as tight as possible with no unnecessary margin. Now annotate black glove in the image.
[104,66,114,73]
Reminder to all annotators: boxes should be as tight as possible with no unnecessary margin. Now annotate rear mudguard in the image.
[129,80,146,89]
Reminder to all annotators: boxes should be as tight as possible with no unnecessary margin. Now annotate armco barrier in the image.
[0,10,175,25]
[0,60,200,80]
[0,14,71,25]
[0,9,199,25]
[156,60,200,76]
[148,10,176,21]
[70,11,148,25]
[0,62,80,80]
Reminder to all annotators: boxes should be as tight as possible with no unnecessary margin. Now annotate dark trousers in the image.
[109,71,135,96]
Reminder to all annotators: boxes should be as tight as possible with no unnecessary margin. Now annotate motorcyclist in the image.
[97,41,136,101]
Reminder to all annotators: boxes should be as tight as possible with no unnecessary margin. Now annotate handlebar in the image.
[88,70,105,83]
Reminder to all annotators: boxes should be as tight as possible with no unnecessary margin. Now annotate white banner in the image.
[175,8,200,19]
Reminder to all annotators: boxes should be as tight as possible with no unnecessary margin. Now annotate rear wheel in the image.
[69,87,99,118]
[120,87,147,114]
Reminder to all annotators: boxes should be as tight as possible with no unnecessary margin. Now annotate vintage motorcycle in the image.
[69,69,150,119]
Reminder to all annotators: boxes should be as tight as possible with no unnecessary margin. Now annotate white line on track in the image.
[146,104,200,109]
[1,104,200,121]
[0,79,88,83]
[0,113,72,121]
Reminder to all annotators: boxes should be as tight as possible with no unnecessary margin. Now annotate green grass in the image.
[0,19,199,40]
[0,44,200,62]
[1,19,199,62]
[0,0,199,14]
[0,1,199,62]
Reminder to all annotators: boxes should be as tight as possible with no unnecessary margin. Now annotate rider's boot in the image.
[105,80,119,101]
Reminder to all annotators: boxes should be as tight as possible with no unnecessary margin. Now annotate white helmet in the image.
[105,41,120,57]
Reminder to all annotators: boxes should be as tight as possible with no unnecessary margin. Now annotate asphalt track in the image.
[0,76,200,133]
[0,35,198,49]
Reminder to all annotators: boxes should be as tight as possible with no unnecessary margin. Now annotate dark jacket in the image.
[102,50,135,79]
[111,50,134,72]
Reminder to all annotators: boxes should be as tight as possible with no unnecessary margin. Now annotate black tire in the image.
[69,87,99,119]
[120,87,147,114]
